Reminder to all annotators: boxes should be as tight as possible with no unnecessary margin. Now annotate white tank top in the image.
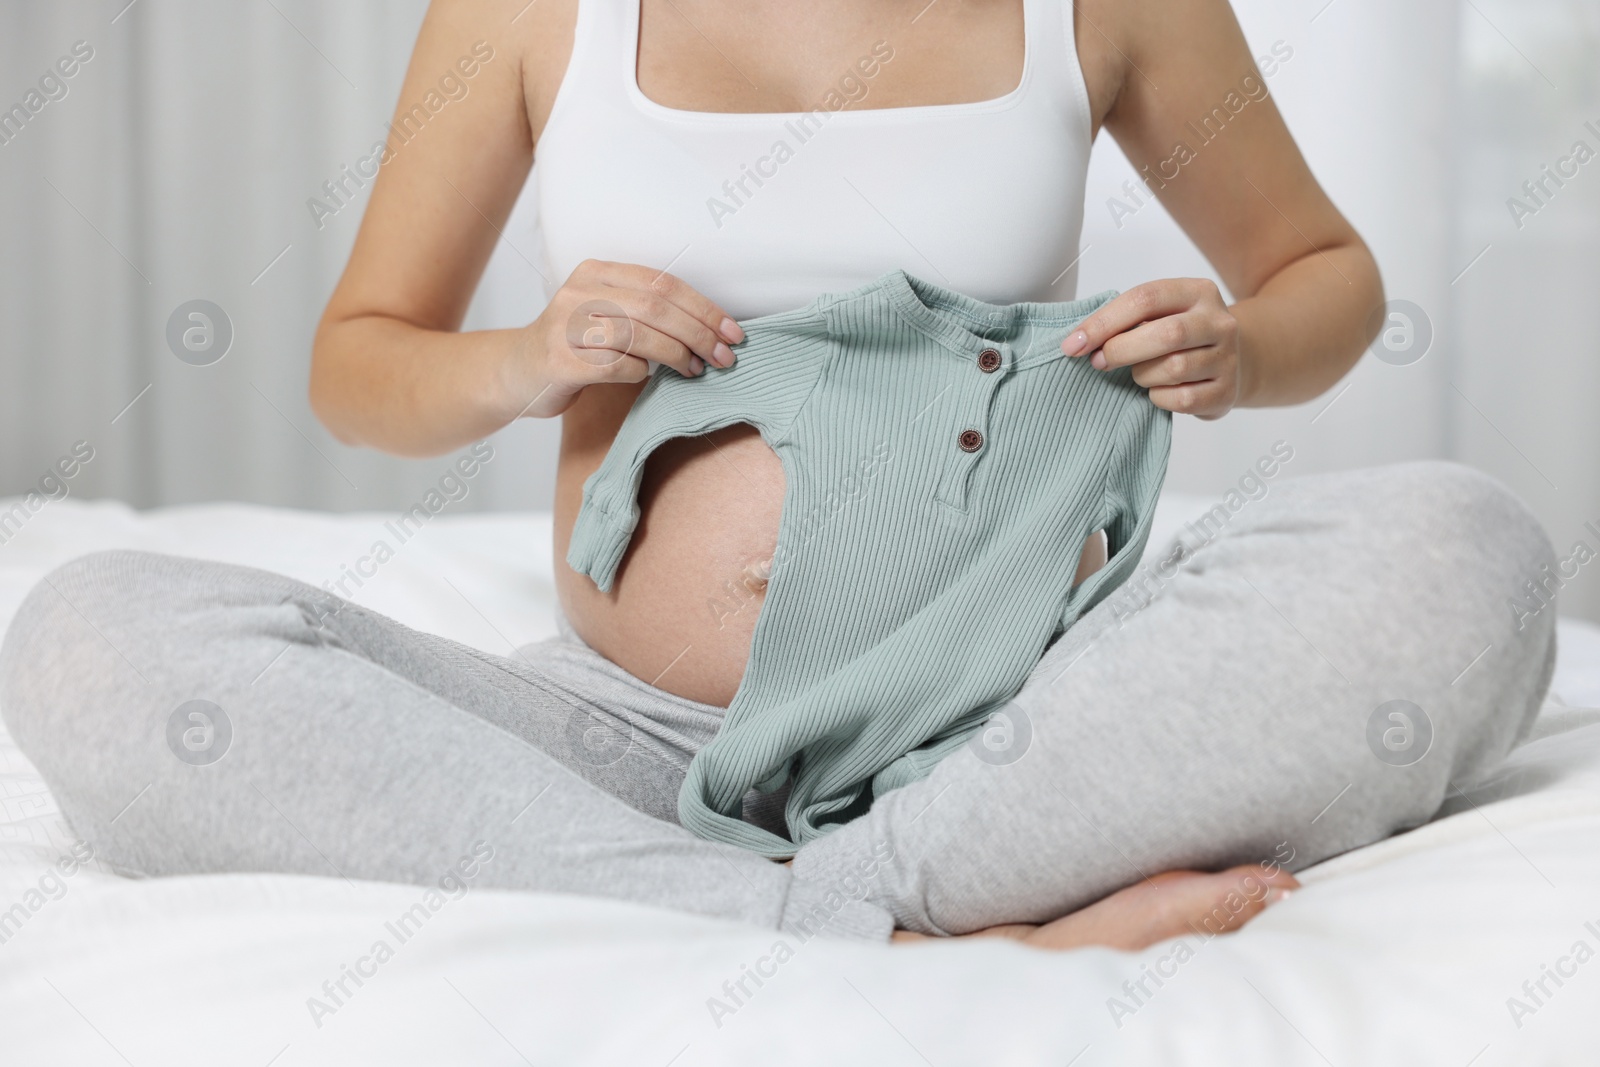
[533,0,1096,320]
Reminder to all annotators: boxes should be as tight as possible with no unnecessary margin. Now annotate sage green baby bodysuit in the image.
[567,269,1171,857]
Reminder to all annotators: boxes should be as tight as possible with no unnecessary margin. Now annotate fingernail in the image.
[720,317,744,344]
[689,356,705,375]
[1062,330,1088,357]
[1090,350,1108,371]
[713,342,735,367]
[1264,887,1294,906]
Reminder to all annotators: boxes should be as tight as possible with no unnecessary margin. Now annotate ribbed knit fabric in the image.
[568,269,1172,857]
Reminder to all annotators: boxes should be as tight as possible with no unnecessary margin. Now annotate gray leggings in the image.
[0,462,1559,939]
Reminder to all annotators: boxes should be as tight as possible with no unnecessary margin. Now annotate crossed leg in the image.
[795,462,1559,937]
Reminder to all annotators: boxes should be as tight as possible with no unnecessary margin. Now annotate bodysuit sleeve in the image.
[1057,388,1173,631]
[566,314,833,593]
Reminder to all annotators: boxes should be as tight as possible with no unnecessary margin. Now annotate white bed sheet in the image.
[3,496,1600,1066]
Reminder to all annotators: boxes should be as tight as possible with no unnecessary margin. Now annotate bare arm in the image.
[311,0,738,457]
[310,0,538,455]
[1067,0,1383,414]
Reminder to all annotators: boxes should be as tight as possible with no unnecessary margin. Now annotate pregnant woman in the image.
[1,0,1558,950]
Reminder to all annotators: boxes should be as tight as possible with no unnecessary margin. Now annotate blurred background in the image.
[1,0,1597,619]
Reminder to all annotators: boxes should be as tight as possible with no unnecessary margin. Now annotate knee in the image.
[1376,460,1548,563]
[33,549,206,610]
[12,550,189,629]
[14,549,318,636]
[4,549,144,653]
[3,551,188,674]
[1358,462,1559,760]
[0,552,156,740]
[1353,462,1555,611]
[0,550,265,737]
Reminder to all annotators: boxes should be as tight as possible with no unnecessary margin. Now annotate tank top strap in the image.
[543,0,633,137]
[1023,0,1095,138]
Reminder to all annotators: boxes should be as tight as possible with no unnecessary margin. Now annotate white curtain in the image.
[2,0,1596,617]
[0,0,560,515]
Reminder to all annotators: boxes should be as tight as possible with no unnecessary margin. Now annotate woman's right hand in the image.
[311,10,752,457]
[509,259,746,419]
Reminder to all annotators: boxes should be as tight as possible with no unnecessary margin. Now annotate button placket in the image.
[934,343,1008,511]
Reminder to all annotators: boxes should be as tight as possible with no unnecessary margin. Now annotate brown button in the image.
[958,428,984,452]
[977,348,1002,373]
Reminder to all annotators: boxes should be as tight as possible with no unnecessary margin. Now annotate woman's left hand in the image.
[1061,279,1242,420]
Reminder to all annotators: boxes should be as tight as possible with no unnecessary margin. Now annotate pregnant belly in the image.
[556,413,784,708]
[554,391,1107,708]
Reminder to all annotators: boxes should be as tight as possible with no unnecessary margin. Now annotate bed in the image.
[3,493,1599,1066]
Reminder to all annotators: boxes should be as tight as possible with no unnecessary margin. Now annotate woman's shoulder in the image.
[422,0,581,143]
[1072,0,1285,142]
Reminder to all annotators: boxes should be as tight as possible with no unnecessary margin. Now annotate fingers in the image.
[1053,277,1239,418]
[569,311,707,379]
[1147,380,1235,420]
[1097,310,1214,372]
[1128,344,1210,389]
[578,258,743,348]
[525,260,738,415]
[1096,329,1236,415]
[605,285,735,370]
[1061,279,1215,358]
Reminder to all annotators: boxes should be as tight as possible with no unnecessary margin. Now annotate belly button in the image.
[743,557,773,590]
